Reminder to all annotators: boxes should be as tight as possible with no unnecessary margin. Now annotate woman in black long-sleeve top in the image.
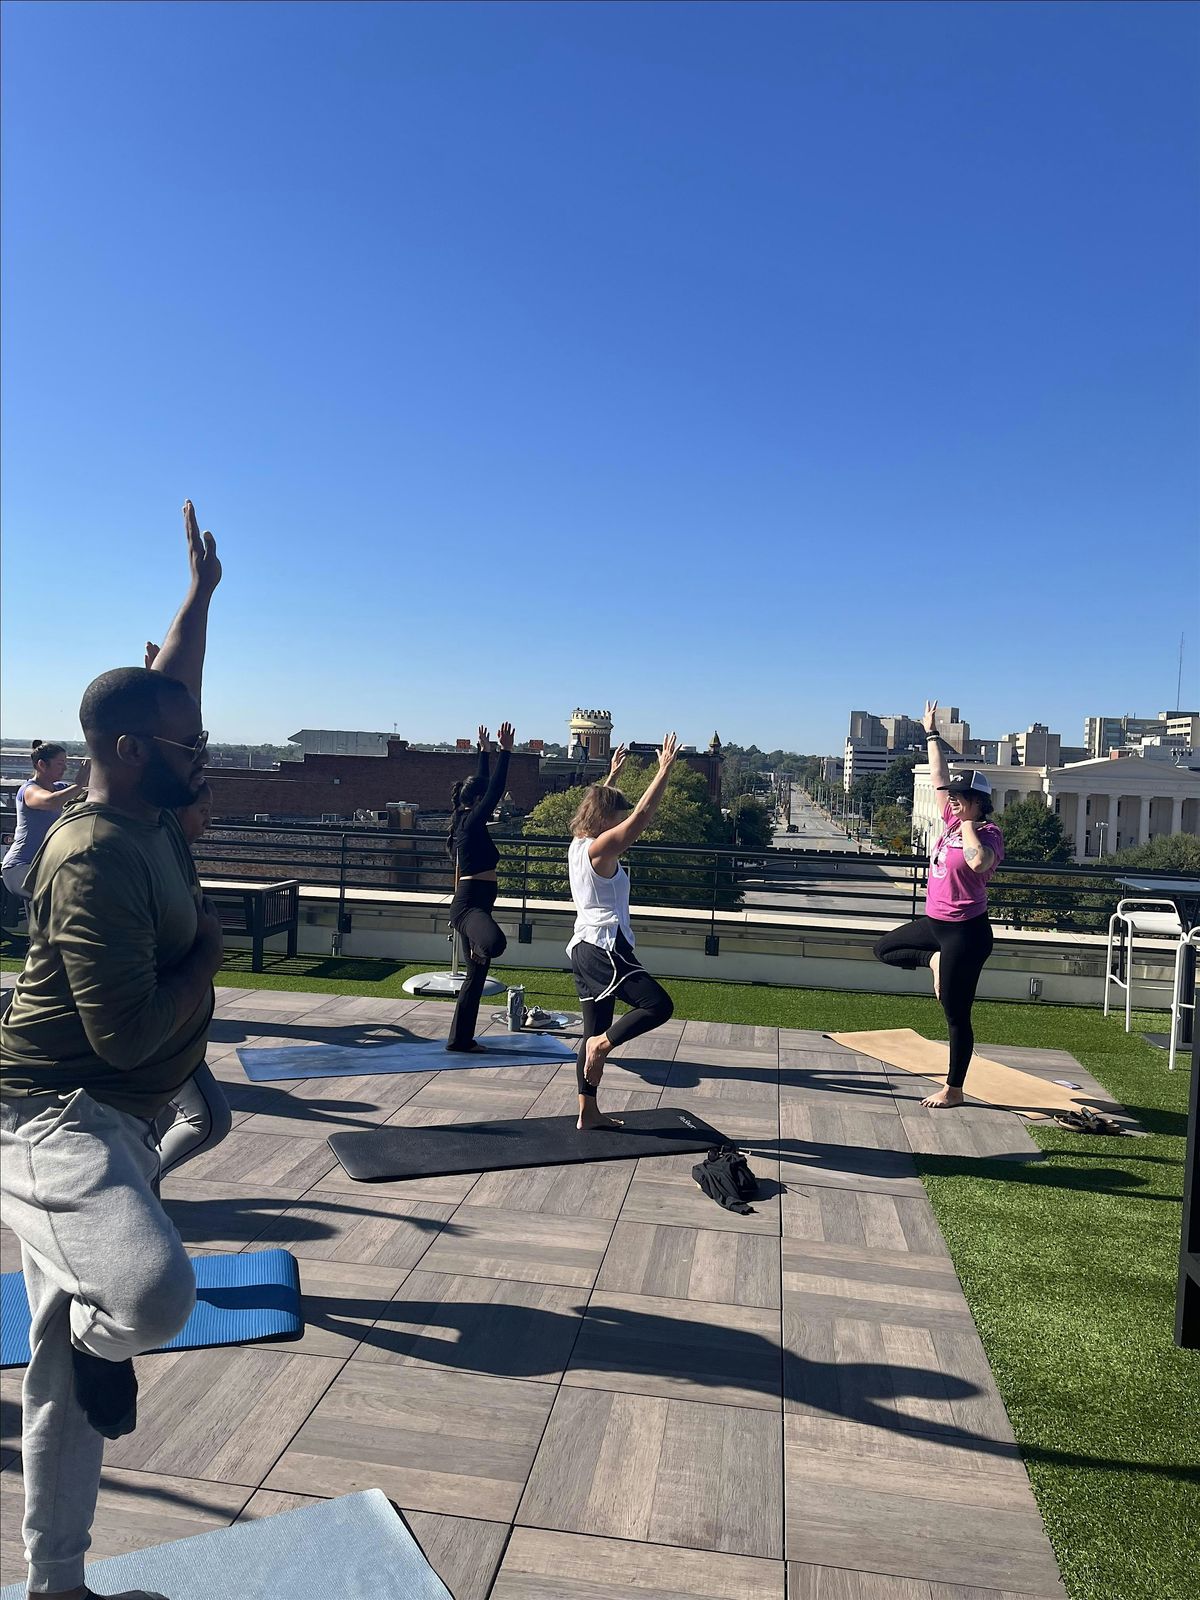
[445,721,514,1051]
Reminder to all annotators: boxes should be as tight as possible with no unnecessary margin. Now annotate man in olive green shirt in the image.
[0,503,223,1600]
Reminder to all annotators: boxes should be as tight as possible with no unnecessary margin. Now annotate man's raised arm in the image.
[150,500,222,706]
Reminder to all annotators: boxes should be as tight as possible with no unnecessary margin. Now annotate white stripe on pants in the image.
[0,1089,195,1593]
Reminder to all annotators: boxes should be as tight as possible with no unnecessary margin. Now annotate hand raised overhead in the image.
[497,722,515,752]
[183,500,221,596]
[657,732,680,770]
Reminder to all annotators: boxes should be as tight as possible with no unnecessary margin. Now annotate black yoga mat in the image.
[327,1107,727,1182]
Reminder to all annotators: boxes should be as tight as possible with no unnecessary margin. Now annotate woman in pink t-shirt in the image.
[873,700,1004,1107]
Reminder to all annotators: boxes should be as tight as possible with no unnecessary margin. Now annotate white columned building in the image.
[912,750,1200,862]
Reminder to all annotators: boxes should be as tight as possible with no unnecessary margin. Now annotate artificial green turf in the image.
[2,944,1197,1597]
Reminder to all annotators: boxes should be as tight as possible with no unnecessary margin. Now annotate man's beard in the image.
[138,747,200,811]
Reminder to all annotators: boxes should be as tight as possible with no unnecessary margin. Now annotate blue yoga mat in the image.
[238,1030,576,1081]
[0,1487,452,1600]
[1,1249,302,1369]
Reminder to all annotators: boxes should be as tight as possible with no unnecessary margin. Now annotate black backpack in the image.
[691,1145,759,1215]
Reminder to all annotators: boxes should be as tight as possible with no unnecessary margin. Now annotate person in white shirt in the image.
[566,735,678,1130]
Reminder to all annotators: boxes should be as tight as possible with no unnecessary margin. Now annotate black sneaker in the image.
[71,1348,139,1439]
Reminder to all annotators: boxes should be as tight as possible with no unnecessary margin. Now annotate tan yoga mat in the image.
[826,1028,1090,1120]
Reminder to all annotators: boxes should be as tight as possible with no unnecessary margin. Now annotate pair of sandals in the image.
[1053,1107,1126,1136]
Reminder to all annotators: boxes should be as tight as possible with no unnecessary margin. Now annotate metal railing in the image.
[190,820,1167,937]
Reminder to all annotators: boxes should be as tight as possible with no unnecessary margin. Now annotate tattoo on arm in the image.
[964,845,981,863]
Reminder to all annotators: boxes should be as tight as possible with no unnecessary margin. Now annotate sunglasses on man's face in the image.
[126,731,210,760]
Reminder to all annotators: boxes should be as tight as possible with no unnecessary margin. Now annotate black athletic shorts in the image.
[570,930,646,1002]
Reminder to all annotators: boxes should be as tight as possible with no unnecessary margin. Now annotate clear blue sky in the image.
[2,1,1196,755]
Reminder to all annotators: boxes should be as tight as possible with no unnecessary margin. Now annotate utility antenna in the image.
[1177,633,1185,713]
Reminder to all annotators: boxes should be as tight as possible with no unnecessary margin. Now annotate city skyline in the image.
[2,3,1197,748]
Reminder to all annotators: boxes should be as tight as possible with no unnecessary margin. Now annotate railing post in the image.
[519,837,533,944]
[705,848,720,956]
[332,833,348,956]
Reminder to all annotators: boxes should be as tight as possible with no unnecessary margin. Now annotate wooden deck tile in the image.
[783,1309,1014,1446]
[287,1256,411,1357]
[680,1021,779,1052]
[236,1487,322,1517]
[787,1566,1067,1599]
[777,1105,923,1198]
[417,1204,614,1287]
[782,1249,972,1327]
[788,1570,928,1600]
[465,1158,637,1219]
[668,1091,780,1143]
[163,1128,337,1195]
[597,1221,781,1308]
[564,1289,781,1409]
[352,1269,584,1381]
[264,1363,554,1520]
[404,1075,551,1118]
[0,1224,22,1274]
[106,1347,342,1486]
[621,1153,783,1235]
[495,1527,786,1598]
[159,1177,298,1251]
[248,1187,453,1266]
[777,1031,863,1056]
[781,1188,948,1255]
[519,1386,783,1558]
[897,1106,1041,1163]
[665,1062,781,1103]
[404,1510,510,1600]
[783,1415,1061,1592]
[0,1464,249,1588]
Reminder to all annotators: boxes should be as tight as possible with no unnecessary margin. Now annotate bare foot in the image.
[930,950,941,1001]
[444,1041,486,1053]
[577,1101,624,1131]
[921,1085,965,1109]
[583,1033,611,1086]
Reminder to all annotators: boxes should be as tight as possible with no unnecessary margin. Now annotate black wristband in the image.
[925,731,940,740]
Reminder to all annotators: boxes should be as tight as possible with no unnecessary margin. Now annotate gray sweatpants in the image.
[0,1089,196,1594]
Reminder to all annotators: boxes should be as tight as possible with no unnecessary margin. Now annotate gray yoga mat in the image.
[0,1488,451,1600]
[239,1031,576,1081]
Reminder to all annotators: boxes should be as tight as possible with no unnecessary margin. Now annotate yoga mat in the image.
[0,1488,451,1600]
[239,1031,576,1082]
[329,1107,727,1182]
[826,1028,1092,1119]
[1,1249,302,1369]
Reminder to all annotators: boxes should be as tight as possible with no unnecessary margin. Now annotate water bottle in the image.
[506,985,526,1032]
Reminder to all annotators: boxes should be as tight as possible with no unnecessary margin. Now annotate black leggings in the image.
[571,935,674,1096]
[873,913,993,1089]
[447,880,507,1050]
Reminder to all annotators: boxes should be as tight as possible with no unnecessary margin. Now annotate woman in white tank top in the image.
[566,734,680,1130]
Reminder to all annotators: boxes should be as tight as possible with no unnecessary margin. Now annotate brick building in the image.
[203,740,544,822]
[204,733,725,822]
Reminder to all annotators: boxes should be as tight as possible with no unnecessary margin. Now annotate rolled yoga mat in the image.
[328,1107,728,1182]
[239,1031,576,1082]
[1,1249,302,1369]
[0,1487,452,1600]
[826,1028,1095,1119]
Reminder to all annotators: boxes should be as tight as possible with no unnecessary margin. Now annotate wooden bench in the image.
[200,878,301,972]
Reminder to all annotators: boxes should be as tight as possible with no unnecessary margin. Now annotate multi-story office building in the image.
[843,710,931,790]
[1083,711,1200,758]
